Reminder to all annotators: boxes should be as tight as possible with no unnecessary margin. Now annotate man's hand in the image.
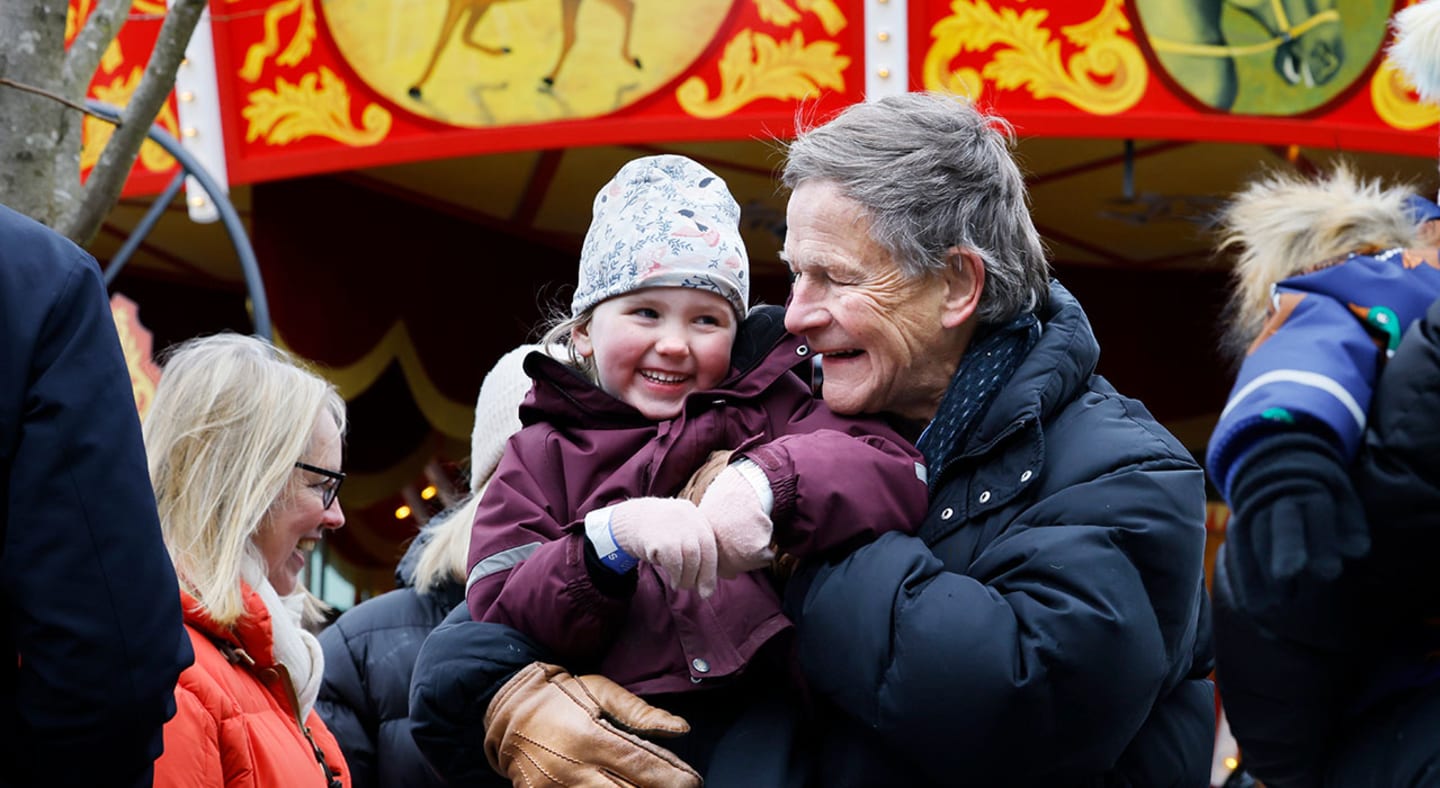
[679,449,734,504]
[484,662,702,788]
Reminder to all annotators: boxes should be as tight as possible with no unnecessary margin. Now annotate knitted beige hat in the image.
[469,344,558,489]
[571,154,749,319]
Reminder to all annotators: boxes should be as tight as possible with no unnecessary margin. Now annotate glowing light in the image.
[395,505,412,519]
[877,67,891,79]
[1224,757,1239,771]
[420,485,437,500]
[877,31,890,42]
[179,91,195,102]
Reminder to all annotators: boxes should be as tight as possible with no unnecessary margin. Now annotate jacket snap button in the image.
[978,491,991,504]
[1020,470,1032,482]
[941,507,954,520]
[796,345,809,357]
[691,658,710,674]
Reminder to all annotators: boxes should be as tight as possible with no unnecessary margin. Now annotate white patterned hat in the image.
[571,155,749,319]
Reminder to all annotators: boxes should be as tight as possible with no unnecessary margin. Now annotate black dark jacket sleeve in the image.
[408,603,547,787]
[0,205,193,788]
[1355,295,1440,606]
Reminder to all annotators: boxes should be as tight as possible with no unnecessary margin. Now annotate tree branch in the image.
[62,0,134,99]
[57,0,208,245]
[0,77,101,117]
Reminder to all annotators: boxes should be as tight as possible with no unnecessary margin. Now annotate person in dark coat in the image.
[316,343,542,788]
[0,202,193,787]
[1208,4,1440,779]
[1205,163,1440,787]
[412,94,1213,787]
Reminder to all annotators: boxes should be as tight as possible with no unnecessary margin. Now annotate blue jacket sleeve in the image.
[0,211,192,788]
[409,603,546,787]
[788,452,1207,784]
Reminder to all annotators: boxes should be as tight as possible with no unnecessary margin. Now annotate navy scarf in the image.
[916,312,1040,491]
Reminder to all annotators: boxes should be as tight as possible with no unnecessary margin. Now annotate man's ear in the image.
[571,322,594,358]
[940,246,984,329]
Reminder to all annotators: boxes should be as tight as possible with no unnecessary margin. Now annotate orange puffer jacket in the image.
[154,584,350,788]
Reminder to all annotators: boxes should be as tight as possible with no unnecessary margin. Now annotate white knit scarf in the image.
[242,554,325,719]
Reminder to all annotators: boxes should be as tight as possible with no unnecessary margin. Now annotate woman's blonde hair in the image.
[144,333,346,626]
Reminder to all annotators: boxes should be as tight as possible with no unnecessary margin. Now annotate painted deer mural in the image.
[408,0,642,99]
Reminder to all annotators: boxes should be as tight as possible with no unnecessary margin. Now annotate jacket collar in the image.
[961,280,1098,456]
[182,582,277,667]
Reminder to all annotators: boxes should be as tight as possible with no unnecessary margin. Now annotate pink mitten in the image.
[698,466,776,578]
[608,498,719,597]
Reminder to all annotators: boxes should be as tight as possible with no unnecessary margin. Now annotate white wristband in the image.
[584,506,638,574]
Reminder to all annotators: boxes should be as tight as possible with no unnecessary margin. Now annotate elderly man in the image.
[775,91,1213,786]
[410,92,1213,787]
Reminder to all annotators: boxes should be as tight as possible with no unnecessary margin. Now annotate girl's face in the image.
[254,413,345,595]
[573,287,737,419]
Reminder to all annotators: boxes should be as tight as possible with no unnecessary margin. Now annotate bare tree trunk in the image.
[56,0,206,245]
[0,0,72,224]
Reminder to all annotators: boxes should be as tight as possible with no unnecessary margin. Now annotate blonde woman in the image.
[148,333,351,788]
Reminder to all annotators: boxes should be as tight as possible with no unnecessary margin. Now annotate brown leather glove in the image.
[679,449,734,504]
[484,662,702,788]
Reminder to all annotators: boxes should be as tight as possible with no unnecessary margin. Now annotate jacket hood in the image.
[519,304,804,428]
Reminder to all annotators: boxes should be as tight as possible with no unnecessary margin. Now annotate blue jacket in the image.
[0,204,192,787]
[1215,294,1440,788]
[788,282,1214,787]
[317,530,461,788]
[1207,247,1440,499]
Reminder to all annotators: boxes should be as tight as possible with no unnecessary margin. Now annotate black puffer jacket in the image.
[317,531,463,788]
[1215,295,1440,788]
[787,282,1215,787]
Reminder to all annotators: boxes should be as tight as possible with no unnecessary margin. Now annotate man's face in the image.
[781,181,965,421]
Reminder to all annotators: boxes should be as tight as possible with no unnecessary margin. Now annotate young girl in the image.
[464,154,929,780]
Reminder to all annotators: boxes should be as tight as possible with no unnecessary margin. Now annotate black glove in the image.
[1222,432,1370,623]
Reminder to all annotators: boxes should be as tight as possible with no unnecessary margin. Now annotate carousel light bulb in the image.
[179,91,195,102]
[877,67,891,79]
[395,505,412,519]
[877,31,890,42]
[421,485,437,500]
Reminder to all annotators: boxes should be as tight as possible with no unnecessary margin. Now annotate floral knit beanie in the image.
[571,154,749,319]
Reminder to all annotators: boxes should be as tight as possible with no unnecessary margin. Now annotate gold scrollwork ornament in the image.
[924,0,1147,116]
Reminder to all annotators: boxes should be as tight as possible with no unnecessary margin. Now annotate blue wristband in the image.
[585,507,639,574]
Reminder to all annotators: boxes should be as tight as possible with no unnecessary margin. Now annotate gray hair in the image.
[782,91,1050,324]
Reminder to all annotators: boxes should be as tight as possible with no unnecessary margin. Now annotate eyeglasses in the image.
[295,462,345,510]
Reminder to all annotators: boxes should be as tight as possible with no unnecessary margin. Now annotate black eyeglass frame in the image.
[295,462,345,510]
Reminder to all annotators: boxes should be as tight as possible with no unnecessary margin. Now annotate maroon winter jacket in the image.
[465,319,928,696]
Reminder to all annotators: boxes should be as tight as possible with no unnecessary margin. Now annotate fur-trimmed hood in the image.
[1217,163,1420,360]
